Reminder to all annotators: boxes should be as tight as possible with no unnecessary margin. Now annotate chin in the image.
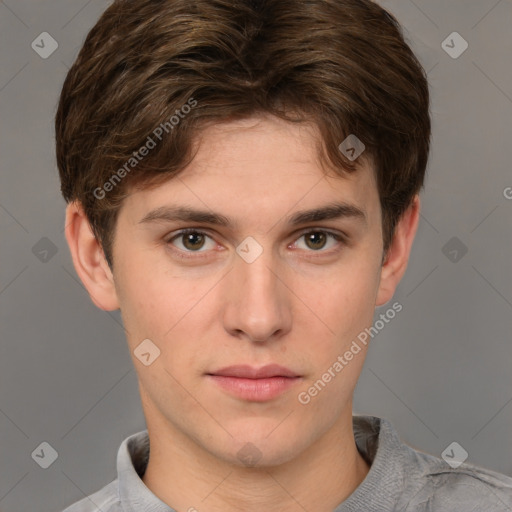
[211,433,306,470]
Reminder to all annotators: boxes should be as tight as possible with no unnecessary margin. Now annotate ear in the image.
[375,195,420,307]
[64,201,120,311]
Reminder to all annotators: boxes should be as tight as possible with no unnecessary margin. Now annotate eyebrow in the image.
[138,201,367,229]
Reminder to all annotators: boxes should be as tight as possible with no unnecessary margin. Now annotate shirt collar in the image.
[117,430,173,511]
[335,415,409,512]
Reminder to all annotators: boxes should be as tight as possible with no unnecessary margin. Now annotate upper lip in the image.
[207,364,300,379]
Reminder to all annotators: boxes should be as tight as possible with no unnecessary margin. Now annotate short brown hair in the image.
[56,0,430,269]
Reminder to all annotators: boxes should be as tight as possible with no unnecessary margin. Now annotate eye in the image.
[292,230,344,253]
[166,229,217,254]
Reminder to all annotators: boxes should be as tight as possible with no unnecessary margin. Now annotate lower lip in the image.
[207,375,301,401]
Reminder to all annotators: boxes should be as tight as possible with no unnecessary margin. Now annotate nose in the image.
[222,246,292,344]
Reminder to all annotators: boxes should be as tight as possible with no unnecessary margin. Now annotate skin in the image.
[65,114,420,512]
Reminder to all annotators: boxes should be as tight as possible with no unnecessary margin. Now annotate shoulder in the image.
[399,447,512,511]
[60,480,120,512]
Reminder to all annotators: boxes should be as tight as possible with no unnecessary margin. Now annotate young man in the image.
[56,0,512,511]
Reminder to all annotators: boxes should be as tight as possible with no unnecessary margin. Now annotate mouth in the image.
[206,364,303,402]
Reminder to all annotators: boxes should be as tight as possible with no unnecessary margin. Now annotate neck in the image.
[141,408,370,512]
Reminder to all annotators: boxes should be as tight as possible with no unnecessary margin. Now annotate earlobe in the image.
[64,201,120,311]
[375,195,420,307]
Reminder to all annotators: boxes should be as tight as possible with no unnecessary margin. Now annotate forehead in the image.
[120,115,380,227]
[188,114,373,179]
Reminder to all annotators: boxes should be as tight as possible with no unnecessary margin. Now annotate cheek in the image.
[295,259,380,351]
[115,262,183,351]
[118,270,214,379]
[115,240,194,323]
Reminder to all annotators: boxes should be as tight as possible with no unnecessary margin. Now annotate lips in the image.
[207,364,300,379]
[206,364,302,401]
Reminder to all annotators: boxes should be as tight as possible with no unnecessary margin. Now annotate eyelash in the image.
[165,228,346,260]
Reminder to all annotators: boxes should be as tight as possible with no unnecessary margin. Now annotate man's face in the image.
[111,115,385,467]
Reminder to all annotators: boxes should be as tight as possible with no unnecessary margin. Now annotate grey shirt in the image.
[61,415,512,511]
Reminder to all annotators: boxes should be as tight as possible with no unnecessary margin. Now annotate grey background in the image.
[1,0,511,511]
